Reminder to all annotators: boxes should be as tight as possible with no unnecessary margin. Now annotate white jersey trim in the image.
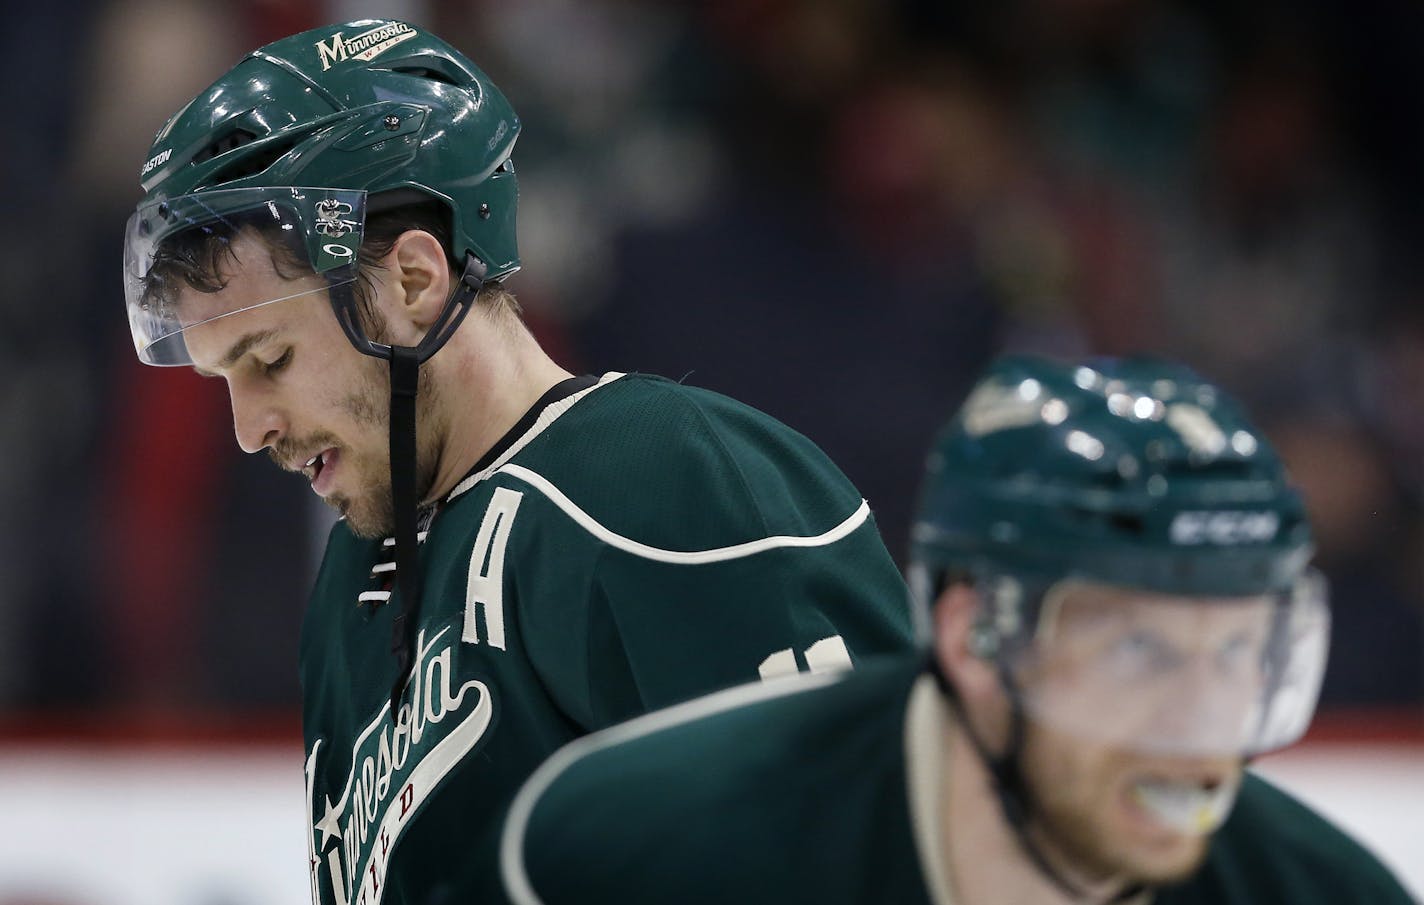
[446,372,626,503]
[494,461,872,564]
[500,671,846,905]
[904,673,958,905]
[447,371,872,563]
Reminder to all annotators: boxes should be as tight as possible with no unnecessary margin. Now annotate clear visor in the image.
[999,571,1329,757]
[123,187,367,366]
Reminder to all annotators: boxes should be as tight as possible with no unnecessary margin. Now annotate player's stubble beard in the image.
[1018,723,1216,890]
[270,349,446,540]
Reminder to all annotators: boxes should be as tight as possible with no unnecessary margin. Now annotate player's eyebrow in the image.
[192,328,281,378]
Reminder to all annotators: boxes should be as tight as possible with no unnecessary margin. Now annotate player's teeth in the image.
[1131,776,1239,835]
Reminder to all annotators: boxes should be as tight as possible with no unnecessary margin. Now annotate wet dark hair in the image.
[142,199,519,335]
[141,209,309,311]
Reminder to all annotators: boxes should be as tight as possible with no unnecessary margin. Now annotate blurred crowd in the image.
[2,0,1420,721]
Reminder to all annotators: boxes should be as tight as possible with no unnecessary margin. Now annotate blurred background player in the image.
[121,20,914,905]
[503,356,1415,905]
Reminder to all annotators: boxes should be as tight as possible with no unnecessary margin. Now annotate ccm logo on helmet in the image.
[315,22,418,71]
[1170,511,1280,545]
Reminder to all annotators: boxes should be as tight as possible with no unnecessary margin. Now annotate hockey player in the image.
[120,20,915,905]
[503,356,1416,905]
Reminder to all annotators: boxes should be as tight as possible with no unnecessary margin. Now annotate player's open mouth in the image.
[1128,773,1239,836]
[305,448,340,497]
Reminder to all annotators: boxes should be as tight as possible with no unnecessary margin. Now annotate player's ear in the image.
[934,583,1009,738]
[388,230,453,331]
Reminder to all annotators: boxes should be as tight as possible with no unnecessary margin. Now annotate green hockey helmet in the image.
[138,18,518,275]
[912,356,1329,757]
[912,355,1313,597]
[124,19,519,365]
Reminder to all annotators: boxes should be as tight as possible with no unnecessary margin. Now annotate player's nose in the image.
[228,382,288,454]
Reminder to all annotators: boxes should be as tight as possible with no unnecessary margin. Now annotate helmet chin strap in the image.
[383,254,486,716]
[931,662,1143,905]
[329,252,487,716]
[386,342,422,714]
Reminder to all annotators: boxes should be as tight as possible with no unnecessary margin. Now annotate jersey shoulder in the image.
[1156,772,1415,904]
[502,373,868,548]
[504,656,931,905]
[428,373,913,729]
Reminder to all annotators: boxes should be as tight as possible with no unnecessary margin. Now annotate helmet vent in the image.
[1108,513,1147,536]
[191,128,259,166]
[387,62,464,87]
[1065,505,1147,539]
[391,66,458,86]
[203,135,301,187]
[1165,459,1263,480]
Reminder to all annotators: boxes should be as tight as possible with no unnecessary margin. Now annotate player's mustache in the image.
[269,433,343,471]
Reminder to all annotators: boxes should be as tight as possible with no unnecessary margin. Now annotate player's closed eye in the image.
[262,348,293,376]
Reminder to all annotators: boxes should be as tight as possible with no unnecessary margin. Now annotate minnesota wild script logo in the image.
[305,626,494,905]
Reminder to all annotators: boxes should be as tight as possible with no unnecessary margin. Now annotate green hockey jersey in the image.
[504,655,1416,905]
[300,372,916,905]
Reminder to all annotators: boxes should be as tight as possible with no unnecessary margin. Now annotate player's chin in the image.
[332,496,395,540]
[1118,835,1211,887]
